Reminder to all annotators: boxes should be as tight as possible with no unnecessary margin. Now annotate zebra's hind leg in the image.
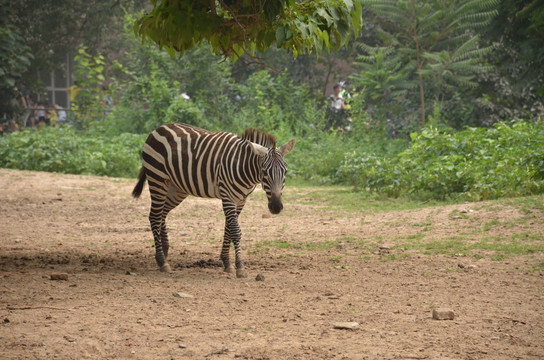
[161,186,187,260]
[234,202,248,278]
[148,178,171,273]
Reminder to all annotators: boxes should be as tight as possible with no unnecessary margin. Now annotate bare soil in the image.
[1,169,543,359]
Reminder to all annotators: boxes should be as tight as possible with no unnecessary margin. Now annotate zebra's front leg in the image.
[221,201,247,278]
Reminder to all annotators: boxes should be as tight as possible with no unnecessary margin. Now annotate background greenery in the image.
[1,1,543,202]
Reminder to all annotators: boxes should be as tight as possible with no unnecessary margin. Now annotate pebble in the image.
[333,322,359,330]
[178,343,187,349]
[63,335,76,343]
[173,292,194,299]
[255,274,265,281]
[50,273,69,281]
[458,263,477,271]
[337,243,347,249]
[378,244,391,255]
[432,308,455,320]
[262,213,271,219]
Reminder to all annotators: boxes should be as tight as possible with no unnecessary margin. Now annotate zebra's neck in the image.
[247,141,265,186]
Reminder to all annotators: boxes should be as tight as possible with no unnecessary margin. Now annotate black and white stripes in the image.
[132,123,295,278]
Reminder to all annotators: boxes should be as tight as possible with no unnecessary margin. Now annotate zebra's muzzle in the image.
[268,194,283,214]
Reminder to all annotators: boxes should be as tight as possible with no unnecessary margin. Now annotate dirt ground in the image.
[1,168,543,359]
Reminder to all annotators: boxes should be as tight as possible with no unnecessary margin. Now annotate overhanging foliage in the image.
[135,0,363,64]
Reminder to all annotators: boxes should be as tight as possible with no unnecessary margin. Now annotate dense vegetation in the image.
[2,117,542,201]
[338,120,544,200]
[1,1,543,202]
[0,126,145,178]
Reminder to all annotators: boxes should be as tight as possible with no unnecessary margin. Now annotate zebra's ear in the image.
[248,141,269,156]
[279,138,296,156]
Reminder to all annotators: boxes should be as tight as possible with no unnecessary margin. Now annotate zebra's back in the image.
[142,123,239,199]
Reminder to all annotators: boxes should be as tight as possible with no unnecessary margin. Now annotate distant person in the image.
[326,82,352,132]
[35,101,50,126]
[54,104,67,124]
[0,118,17,135]
[68,81,80,107]
[48,105,58,125]
[10,119,19,132]
[102,86,113,118]
[21,88,35,127]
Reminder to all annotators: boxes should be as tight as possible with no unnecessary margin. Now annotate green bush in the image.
[338,120,544,200]
[0,126,145,178]
[164,97,205,127]
[288,119,408,184]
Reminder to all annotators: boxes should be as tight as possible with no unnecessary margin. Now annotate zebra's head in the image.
[249,139,296,214]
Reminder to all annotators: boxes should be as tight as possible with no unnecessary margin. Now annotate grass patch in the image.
[423,238,467,255]
[531,262,544,273]
[402,232,544,260]
[483,219,501,231]
[380,253,412,261]
[250,238,337,254]
[338,236,367,248]
[248,192,543,263]
[448,209,470,220]
[284,185,455,213]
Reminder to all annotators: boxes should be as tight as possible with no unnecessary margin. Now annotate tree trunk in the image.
[409,0,426,126]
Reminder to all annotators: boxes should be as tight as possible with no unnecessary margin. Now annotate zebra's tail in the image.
[132,167,147,198]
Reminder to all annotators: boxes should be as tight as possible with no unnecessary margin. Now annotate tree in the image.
[135,0,363,64]
[0,2,33,118]
[4,0,146,96]
[349,45,408,131]
[477,0,544,123]
[487,0,544,92]
[354,0,498,128]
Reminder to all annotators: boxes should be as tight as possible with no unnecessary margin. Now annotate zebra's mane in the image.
[241,128,276,149]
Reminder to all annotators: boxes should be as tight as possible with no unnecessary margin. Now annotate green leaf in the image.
[276,25,286,47]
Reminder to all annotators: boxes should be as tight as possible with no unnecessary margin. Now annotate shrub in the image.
[338,120,544,200]
[0,126,145,178]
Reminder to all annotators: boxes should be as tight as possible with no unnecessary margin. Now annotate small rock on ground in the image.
[173,292,194,299]
[432,308,455,320]
[333,322,359,330]
[50,273,69,281]
[255,274,265,281]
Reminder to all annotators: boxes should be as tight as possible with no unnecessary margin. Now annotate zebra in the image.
[132,123,296,278]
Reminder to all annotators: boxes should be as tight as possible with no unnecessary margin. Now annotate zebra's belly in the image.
[169,179,221,199]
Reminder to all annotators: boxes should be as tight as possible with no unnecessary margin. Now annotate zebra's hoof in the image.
[224,266,235,274]
[236,268,248,278]
[160,264,172,273]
